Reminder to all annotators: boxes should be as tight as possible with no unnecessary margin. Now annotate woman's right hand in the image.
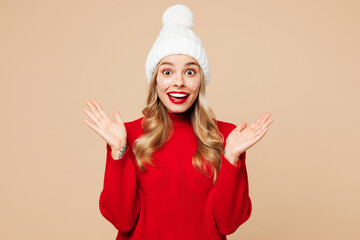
[82,99,127,151]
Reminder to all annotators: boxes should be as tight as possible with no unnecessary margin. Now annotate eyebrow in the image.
[159,61,199,67]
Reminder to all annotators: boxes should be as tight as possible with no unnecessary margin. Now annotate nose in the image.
[173,73,185,87]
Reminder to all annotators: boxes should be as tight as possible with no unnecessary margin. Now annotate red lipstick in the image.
[167,91,190,104]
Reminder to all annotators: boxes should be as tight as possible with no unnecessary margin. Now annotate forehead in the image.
[159,54,199,67]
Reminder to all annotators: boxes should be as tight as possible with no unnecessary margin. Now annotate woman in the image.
[83,4,273,240]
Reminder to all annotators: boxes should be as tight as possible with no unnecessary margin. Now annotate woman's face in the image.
[156,54,201,113]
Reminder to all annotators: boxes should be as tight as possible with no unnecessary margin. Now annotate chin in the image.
[167,107,189,113]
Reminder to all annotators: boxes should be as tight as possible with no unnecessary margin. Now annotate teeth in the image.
[168,93,189,97]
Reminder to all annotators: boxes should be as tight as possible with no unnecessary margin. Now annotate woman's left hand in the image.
[224,113,273,165]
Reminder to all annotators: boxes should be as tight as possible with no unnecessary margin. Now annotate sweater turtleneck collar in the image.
[167,111,192,128]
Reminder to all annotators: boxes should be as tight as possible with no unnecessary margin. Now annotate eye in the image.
[186,69,195,76]
[162,70,171,75]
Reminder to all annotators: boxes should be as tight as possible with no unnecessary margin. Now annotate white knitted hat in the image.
[145,4,211,85]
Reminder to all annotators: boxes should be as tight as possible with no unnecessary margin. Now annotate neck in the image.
[167,111,192,128]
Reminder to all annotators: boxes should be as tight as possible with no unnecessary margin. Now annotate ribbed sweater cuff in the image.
[220,151,246,179]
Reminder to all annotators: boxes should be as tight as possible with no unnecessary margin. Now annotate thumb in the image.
[113,110,124,125]
[235,121,247,131]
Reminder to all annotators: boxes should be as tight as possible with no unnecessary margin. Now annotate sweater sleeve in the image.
[99,142,141,233]
[213,124,252,235]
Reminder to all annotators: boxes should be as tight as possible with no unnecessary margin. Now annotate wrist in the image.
[111,139,127,151]
[223,147,238,165]
[111,143,128,160]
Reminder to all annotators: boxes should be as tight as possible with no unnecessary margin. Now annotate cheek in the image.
[156,76,172,90]
[185,78,200,92]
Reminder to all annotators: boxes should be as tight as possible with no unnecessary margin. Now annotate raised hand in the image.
[224,113,273,165]
[82,99,127,151]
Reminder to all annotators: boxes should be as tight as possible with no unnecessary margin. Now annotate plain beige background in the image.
[1,0,359,239]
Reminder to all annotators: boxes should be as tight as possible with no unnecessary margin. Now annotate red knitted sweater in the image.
[99,111,252,240]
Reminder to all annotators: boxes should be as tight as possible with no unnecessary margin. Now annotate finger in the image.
[82,107,100,125]
[260,113,271,126]
[255,113,267,126]
[265,119,273,127]
[114,110,124,125]
[91,99,107,119]
[254,113,271,131]
[255,127,268,142]
[90,99,104,120]
[252,113,267,131]
[235,121,247,131]
[255,118,273,134]
[85,99,102,120]
[83,117,101,134]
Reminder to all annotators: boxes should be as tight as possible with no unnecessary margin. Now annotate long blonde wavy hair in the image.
[133,62,225,184]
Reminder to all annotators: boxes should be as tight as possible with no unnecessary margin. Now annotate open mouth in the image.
[167,93,190,104]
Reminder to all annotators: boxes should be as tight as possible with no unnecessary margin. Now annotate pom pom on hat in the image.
[145,4,211,86]
[162,4,194,29]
